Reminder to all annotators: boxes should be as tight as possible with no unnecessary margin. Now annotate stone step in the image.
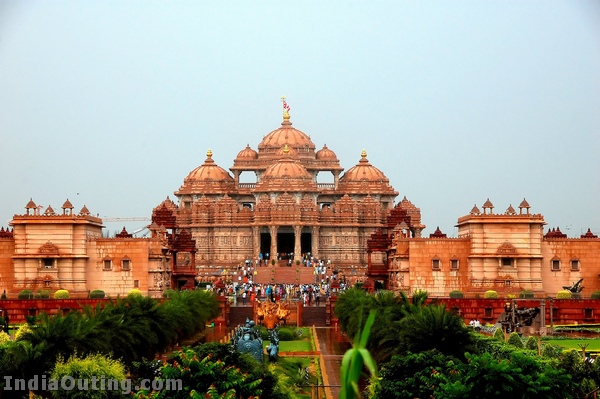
[253,266,320,284]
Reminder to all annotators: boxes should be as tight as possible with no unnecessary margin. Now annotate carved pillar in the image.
[333,172,340,189]
[311,226,320,259]
[252,226,260,260]
[269,226,278,264]
[293,225,302,262]
[233,171,240,187]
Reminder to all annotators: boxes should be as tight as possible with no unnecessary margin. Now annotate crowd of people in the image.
[211,281,347,306]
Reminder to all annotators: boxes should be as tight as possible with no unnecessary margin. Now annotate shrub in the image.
[493,328,505,342]
[449,290,463,299]
[484,290,498,299]
[0,331,10,345]
[591,291,600,299]
[519,290,534,299]
[556,290,572,299]
[127,289,143,297]
[506,294,516,299]
[542,343,560,358]
[51,353,126,399]
[507,332,524,348]
[18,290,34,299]
[53,289,70,299]
[14,324,32,341]
[525,336,538,351]
[89,289,105,299]
[0,290,6,299]
[163,289,177,298]
[35,290,50,299]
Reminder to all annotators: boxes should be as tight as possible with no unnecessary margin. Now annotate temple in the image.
[0,104,598,298]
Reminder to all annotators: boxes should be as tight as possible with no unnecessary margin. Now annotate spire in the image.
[281,96,291,120]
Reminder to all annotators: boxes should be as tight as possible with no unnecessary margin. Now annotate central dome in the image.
[258,116,316,152]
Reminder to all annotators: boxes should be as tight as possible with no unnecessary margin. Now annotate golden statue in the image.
[256,300,291,329]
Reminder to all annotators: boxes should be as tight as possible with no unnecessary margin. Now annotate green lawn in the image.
[279,340,312,352]
[544,339,600,351]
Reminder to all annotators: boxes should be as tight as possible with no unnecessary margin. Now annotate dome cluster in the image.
[176,111,397,198]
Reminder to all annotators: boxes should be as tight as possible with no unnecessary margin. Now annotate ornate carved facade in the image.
[150,109,404,288]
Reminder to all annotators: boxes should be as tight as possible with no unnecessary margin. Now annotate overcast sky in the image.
[1,1,599,237]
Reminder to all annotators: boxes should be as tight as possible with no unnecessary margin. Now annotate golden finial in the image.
[361,149,367,158]
[283,144,290,154]
[206,149,213,158]
[281,96,291,120]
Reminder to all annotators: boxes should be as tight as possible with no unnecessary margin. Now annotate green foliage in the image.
[133,343,290,399]
[443,351,573,398]
[557,290,572,299]
[89,289,106,299]
[493,328,505,342]
[525,336,538,351]
[542,343,561,358]
[162,289,176,298]
[340,310,378,399]
[0,331,10,345]
[54,289,70,299]
[334,288,376,342]
[18,289,34,299]
[51,353,126,399]
[260,326,299,341]
[449,290,463,298]
[127,288,142,297]
[14,324,33,341]
[2,289,220,385]
[484,290,498,299]
[520,290,535,299]
[397,304,473,360]
[591,291,600,299]
[370,350,460,399]
[35,290,50,299]
[507,332,524,348]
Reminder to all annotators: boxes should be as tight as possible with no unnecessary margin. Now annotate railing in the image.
[238,183,256,189]
[317,183,335,189]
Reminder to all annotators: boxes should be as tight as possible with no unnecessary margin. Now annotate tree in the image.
[370,350,460,399]
[51,353,127,399]
[133,344,290,399]
[397,304,473,360]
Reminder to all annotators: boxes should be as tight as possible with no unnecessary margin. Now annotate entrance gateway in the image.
[260,226,312,261]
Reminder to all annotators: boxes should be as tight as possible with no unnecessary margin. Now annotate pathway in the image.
[313,326,351,399]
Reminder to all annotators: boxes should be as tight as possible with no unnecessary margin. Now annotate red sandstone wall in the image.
[541,239,600,296]
[328,297,600,328]
[406,239,471,296]
[88,239,152,296]
[0,239,15,295]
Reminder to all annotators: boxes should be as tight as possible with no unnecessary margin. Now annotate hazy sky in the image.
[1,1,599,237]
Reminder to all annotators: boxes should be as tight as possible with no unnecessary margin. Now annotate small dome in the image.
[256,151,318,192]
[178,150,235,195]
[236,144,258,160]
[262,158,312,180]
[340,150,388,182]
[185,149,234,182]
[316,144,338,160]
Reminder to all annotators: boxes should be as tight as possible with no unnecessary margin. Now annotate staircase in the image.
[229,306,254,327]
[253,266,318,284]
[301,305,327,327]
